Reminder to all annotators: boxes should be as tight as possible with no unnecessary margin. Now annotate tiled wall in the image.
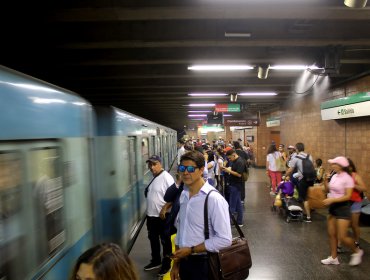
[261,75,370,185]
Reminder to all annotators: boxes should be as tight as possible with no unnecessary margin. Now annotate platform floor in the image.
[130,168,370,280]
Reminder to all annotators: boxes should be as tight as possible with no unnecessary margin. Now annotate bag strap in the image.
[144,169,164,196]
[204,190,245,240]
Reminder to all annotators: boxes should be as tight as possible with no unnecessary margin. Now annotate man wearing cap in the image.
[144,155,175,276]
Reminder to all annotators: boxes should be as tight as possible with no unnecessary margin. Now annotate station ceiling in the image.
[1,0,370,131]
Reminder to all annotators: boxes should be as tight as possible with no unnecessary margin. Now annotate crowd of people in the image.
[69,138,369,279]
[266,141,368,266]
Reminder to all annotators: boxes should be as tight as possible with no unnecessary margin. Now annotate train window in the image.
[142,138,149,173]
[29,148,66,262]
[150,136,155,156]
[0,152,26,280]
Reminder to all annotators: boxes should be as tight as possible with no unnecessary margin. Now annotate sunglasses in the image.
[178,165,198,173]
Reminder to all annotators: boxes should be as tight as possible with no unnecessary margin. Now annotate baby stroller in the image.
[282,197,304,223]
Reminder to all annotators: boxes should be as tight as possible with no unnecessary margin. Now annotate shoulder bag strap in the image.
[144,169,164,196]
[204,190,245,240]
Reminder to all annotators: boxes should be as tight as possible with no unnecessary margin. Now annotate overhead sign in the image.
[266,118,280,127]
[215,104,241,112]
[225,119,259,126]
[321,92,370,120]
[207,112,223,124]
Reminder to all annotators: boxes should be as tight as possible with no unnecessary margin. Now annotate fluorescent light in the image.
[188,93,228,96]
[188,110,212,113]
[188,104,216,107]
[189,119,205,121]
[188,65,254,71]
[224,32,251,38]
[223,114,232,117]
[188,114,207,117]
[238,92,277,96]
[269,65,320,70]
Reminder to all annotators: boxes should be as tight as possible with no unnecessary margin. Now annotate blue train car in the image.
[94,107,177,251]
[0,66,177,279]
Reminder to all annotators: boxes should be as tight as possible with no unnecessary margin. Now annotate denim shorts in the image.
[351,201,362,213]
[329,201,351,219]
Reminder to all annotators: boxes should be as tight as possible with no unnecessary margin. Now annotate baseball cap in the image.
[328,156,349,167]
[146,155,162,163]
[223,146,233,153]
[288,145,295,149]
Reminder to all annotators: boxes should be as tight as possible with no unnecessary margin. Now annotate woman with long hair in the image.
[70,243,139,280]
[321,157,363,266]
[266,144,283,195]
[347,158,368,249]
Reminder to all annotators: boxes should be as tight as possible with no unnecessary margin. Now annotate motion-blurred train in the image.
[0,66,177,280]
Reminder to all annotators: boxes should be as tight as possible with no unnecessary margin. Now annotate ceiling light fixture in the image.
[269,65,320,70]
[188,93,228,96]
[224,32,252,38]
[344,0,367,8]
[238,92,277,96]
[188,114,207,117]
[258,65,270,79]
[188,110,212,113]
[230,93,238,102]
[188,65,254,71]
[223,114,232,117]
[188,103,216,107]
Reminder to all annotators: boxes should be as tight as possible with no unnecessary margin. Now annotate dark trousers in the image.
[146,215,172,265]
[229,183,243,225]
[179,255,208,280]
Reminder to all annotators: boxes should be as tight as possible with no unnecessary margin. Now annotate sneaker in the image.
[144,261,161,271]
[157,266,170,276]
[238,224,244,228]
[349,249,364,266]
[321,256,340,265]
[337,246,345,253]
[270,191,276,196]
[304,217,312,223]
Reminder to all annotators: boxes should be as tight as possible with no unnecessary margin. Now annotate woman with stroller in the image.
[321,156,363,266]
[266,144,283,195]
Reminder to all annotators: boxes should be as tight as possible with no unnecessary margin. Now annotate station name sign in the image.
[225,119,259,126]
[321,92,370,120]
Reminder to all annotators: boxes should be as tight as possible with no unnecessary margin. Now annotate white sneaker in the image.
[321,256,340,265]
[349,249,364,266]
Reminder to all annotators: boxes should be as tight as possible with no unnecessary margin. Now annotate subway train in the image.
[0,66,177,280]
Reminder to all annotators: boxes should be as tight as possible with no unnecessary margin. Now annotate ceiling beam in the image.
[50,6,370,22]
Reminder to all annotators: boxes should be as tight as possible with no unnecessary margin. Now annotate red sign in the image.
[224,119,260,126]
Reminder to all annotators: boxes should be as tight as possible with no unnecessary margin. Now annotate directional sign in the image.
[215,104,241,112]
[225,119,259,126]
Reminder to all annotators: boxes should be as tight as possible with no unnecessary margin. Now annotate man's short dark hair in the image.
[295,142,305,152]
[226,149,236,156]
[180,150,205,168]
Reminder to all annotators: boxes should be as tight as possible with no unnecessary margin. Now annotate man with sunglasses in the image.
[144,155,175,277]
[170,151,232,280]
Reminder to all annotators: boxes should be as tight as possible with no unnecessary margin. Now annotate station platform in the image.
[130,168,370,280]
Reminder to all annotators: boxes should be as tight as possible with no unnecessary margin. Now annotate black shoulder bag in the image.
[204,190,252,280]
[144,169,164,198]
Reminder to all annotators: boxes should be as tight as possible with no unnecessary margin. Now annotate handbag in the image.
[204,190,252,280]
[275,154,286,172]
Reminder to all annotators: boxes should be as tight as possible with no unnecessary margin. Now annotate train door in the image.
[0,141,66,280]
[127,137,139,225]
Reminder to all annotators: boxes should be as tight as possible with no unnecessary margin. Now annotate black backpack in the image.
[296,154,316,182]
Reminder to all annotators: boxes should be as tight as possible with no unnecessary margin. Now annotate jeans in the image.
[228,183,243,225]
[146,215,172,265]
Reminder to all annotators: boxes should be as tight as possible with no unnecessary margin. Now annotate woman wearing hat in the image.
[321,156,363,266]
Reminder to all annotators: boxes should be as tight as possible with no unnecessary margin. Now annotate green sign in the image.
[320,92,370,109]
